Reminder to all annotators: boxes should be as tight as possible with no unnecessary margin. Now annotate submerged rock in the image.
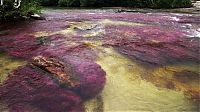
[104,25,199,65]
[27,88,84,112]
[0,54,106,111]
[31,55,106,99]
[30,14,45,20]
[66,57,106,99]
[142,64,200,101]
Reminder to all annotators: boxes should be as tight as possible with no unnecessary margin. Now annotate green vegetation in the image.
[40,0,192,8]
[150,0,192,8]
[40,0,59,6]
[0,0,41,20]
[58,0,80,7]
[0,0,193,20]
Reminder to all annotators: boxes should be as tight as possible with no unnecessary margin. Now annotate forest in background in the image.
[0,0,193,20]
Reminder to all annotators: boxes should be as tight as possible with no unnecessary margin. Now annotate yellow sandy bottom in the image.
[0,53,26,84]
[85,47,197,112]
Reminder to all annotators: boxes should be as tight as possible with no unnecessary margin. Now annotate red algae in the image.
[0,65,84,112]
[103,24,199,65]
[64,56,106,99]
[0,54,106,111]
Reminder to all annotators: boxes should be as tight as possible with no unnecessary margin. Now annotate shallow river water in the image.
[0,8,199,112]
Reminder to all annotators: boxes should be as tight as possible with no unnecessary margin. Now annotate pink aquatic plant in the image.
[103,24,199,65]
[0,65,84,112]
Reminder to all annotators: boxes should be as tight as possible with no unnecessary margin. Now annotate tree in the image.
[58,0,80,7]
[1,0,22,8]
[80,0,96,6]
[0,0,41,20]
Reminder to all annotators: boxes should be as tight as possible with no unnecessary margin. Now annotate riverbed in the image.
[0,8,199,112]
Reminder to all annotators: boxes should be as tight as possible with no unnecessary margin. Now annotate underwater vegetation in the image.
[0,9,200,111]
[0,65,84,112]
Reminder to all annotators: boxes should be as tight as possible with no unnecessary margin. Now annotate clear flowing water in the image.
[84,46,199,112]
[0,53,26,84]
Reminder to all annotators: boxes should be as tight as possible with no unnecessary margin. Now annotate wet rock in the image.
[193,1,200,8]
[31,55,106,99]
[142,65,200,101]
[30,14,45,20]
[174,70,200,83]
[31,56,79,88]
[67,58,106,99]
[73,23,98,31]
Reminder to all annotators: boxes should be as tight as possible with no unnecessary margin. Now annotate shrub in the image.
[80,0,96,7]
[116,0,148,7]
[0,0,41,20]
[58,0,80,7]
[42,0,193,8]
[78,0,192,8]
[20,0,41,15]
[172,0,192,8]
[150,0,192,8]
[40,0,59,6]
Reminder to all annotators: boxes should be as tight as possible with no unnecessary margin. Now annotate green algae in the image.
[0,53,26,84]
